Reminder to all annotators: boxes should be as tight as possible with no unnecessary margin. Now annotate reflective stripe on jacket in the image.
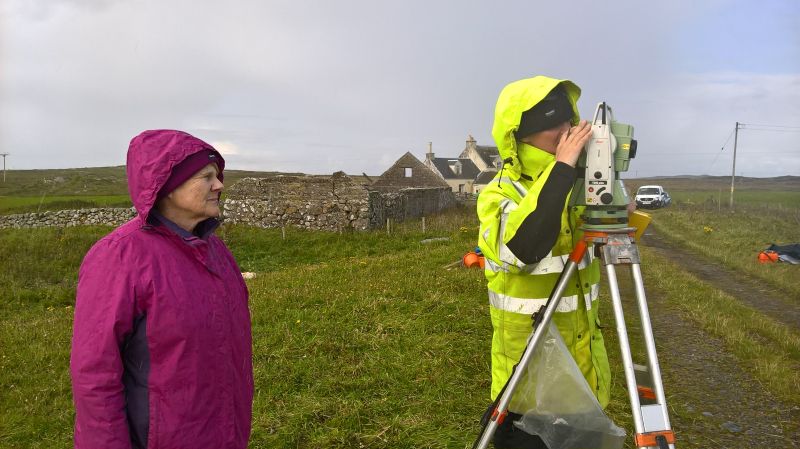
[477,76,611,410]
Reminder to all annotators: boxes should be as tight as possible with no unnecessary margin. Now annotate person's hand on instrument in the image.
[555,120,592,167]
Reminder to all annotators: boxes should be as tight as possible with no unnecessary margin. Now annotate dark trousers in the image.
[484,406,548,449]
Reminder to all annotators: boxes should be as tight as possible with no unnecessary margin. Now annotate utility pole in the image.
[0,153,8,183]
[729,122,739,208]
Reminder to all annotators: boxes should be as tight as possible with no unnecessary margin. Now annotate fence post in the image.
[422,216,426,233]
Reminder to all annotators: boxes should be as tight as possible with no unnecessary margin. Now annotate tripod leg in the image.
[630,264,673,441]
[607,259,675,448]
[605,264,646,434]
[473,241,588,449]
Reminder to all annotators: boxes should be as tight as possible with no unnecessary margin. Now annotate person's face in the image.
[521,120,571,154]
[163,163,224,223]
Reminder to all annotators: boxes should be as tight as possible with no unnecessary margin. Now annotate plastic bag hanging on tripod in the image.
[512,322,626,449]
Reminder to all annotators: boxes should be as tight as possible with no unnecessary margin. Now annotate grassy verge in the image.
[600,244,800,448]
[647,190,800,300]
[639,246,800,404]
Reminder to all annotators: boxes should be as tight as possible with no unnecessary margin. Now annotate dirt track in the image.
[632,229,800,448]
[644,231,800,329]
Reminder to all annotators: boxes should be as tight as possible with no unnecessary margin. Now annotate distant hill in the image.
[0,166,129,197]
[0,166,304,197]
[624,175,800,192]
[0,166,796,198]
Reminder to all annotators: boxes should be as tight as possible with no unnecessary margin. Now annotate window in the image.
[404,167,412,177]
[458,184,464,193]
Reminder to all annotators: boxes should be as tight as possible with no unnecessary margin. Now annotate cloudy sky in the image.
[1,0,798,177]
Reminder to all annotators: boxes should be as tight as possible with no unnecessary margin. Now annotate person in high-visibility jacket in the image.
[477,76,611,448]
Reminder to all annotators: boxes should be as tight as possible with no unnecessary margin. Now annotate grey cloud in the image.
[1,0,798,177]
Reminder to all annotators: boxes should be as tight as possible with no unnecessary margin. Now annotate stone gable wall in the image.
[371,152,449,191]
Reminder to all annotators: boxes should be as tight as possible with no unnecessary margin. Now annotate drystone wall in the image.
[223,172,456,231]
[223,172,372,231]
[0,173,457,231]
[0,207,136,229]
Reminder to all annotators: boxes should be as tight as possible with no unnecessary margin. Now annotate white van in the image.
[635,185,671,209]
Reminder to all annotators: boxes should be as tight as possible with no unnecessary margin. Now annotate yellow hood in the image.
[492,76,581,181]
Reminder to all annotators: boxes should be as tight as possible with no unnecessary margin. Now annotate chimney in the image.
[466,134,477,152]
[426,141,434,162]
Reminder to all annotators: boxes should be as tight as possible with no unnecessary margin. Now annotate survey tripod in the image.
[474,227,676,449]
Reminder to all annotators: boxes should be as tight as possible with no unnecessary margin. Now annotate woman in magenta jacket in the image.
[70,130,253,449]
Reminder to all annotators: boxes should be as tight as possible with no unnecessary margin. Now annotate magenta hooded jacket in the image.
[70,130,253,449]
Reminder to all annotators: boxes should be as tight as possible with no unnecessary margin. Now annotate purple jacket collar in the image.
[149,209,219,241]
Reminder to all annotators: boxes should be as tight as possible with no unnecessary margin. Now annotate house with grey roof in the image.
[424,136,500,194]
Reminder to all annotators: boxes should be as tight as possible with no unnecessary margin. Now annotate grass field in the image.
[0,209,493,448]
[0,195,132,214]
[0,166,306,199]
[0,166,129,198]
[0,167,320,216]
[642,187,800,299]
[1,175,799,448]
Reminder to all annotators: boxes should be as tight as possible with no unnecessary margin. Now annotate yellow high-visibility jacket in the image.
[477,76,611,411]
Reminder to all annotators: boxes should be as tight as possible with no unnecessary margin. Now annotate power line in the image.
[740,123,800,129]
[676,151,797,155]
[719,121,800,208]
[734,127,800,133]
[641,151,798,158]
[718,128,736,148]
[707,129,736,171]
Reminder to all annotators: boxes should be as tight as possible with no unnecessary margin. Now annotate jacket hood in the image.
[492,76,580,181]
[126,130,225,222]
